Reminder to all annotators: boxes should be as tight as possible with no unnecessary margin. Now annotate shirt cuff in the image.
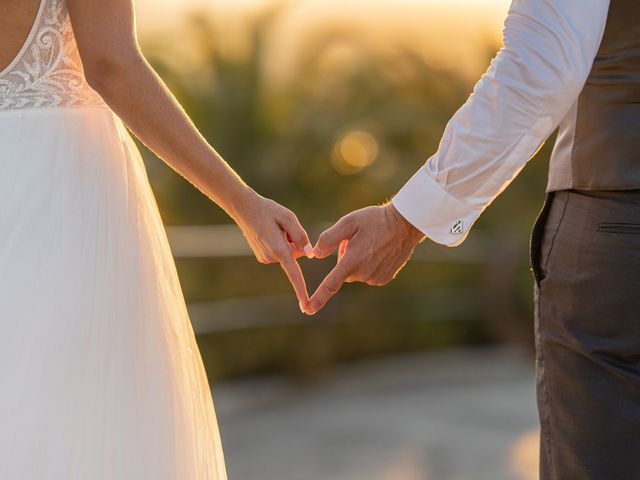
[391,165,481,247]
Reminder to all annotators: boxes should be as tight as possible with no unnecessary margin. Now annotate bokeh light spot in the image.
[331,130,379,175]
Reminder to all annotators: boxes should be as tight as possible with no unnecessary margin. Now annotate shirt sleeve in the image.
[391,0,611,247]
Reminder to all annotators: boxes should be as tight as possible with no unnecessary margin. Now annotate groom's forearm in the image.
[393,0,611,247]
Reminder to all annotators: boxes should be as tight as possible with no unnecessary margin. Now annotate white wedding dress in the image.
[0,0,227,478]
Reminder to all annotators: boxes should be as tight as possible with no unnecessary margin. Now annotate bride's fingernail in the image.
[303,243,314,258]
[299,301,307,313]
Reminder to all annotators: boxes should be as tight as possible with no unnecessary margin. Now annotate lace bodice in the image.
[0,0,104,111]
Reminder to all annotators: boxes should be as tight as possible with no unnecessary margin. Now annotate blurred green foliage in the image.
[137,7,554,380]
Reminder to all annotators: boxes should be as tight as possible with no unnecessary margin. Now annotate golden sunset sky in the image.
[135,0,512,82]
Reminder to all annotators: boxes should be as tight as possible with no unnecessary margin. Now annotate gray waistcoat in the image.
[547,0,640,192]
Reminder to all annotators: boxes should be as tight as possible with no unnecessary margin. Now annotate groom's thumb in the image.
[314,216,357,259]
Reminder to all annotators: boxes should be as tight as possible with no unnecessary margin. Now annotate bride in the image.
[0,0,313,477]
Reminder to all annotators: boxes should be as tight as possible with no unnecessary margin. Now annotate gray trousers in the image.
[529,188,640,479]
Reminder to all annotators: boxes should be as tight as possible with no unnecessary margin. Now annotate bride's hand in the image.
[233,191,313,312]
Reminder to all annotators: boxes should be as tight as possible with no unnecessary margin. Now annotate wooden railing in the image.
[166,224,532,349]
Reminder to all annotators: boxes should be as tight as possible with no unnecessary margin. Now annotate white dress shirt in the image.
[391,0,612,247]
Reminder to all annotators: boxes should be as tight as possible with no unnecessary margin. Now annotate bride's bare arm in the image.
[66,0,312,310]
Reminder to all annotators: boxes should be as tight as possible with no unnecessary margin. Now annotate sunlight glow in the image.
[508,428,540,480]
[135,0,511,85]
[332,131,379,175]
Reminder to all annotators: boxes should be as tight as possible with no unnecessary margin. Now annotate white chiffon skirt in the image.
[0,105,227,479]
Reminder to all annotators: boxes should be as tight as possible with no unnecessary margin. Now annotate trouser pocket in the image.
[597,222,640,233]
[529,192,556,289]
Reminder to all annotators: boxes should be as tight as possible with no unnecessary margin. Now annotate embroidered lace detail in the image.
[0,0,105,111]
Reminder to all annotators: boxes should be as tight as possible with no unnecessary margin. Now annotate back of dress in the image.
[0,1,228,478]
[0,0,104,110]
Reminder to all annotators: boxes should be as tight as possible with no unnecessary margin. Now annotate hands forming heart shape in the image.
[236,194,426,316]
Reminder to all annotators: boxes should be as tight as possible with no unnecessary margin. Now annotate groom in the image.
[304,0,640,478]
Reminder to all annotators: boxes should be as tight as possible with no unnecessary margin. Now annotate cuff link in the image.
[450,219,464,235]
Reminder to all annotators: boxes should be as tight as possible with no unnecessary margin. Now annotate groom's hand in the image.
[305,203,425,315]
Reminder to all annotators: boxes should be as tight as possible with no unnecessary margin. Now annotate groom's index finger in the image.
[313,216,357,259]
[306,258,352,315]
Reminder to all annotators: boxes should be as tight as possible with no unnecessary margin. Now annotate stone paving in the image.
[213,345,540,480]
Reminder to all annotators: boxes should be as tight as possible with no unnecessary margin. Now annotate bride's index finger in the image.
[278,250,310,313]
